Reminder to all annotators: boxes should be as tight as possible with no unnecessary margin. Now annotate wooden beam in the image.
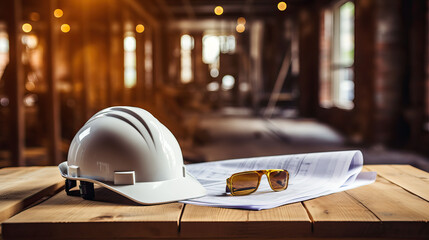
[298,6,319,117]
[106,0,114,107]
[107,0,124,106]
[264,49,292,118]
[353,0,376,143]
[2,0,25,166]
[168,19,236,32]
[153,27,164,107]
[193,33,204,85]
[123,0,159,27]
[136,28,146,104]
[249,20,264,114]
[143,28,153,103]
[80,0,91,120]
[156,0,175,20]
[182,0,196,19]
[136,0,160,18]
[169,5,273,14]
[46,0,62,165]
[244,0,254,16]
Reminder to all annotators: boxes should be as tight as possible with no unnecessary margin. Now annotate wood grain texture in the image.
[2,165,429,239]
[346,167,429,238]
[2,187,184,239]
[366,164,429,201]
[303,191,382,237]
[0,167,64,224]
[180,203,312,238]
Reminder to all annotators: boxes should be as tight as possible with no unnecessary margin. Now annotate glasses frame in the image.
[226,169,289,196]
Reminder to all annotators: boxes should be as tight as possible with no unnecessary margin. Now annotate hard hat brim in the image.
[59,162,206,204]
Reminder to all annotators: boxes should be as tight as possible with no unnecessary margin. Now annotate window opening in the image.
[319,1,355,109]
[202,34,236,95]
[0,24,9,81]
[180,34,194,84]
[124,33,137,88]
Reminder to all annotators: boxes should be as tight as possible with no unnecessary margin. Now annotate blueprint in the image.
[182,150,377,210]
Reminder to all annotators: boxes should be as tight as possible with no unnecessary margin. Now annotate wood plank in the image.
[0,167,64,224]
[366,164,429,201]
[247,203,312,237]
[0,167,40,178]
[346,168,429,238]
[303,191,382,237]
[3,165,428,239]
[2,187,184,239]
[180,203,312,238]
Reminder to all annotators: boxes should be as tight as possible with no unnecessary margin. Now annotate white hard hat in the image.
[58,106,206,204]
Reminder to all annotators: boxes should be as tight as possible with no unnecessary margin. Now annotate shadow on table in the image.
[64,186,140,206]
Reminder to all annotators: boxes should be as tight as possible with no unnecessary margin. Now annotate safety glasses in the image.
[226,169,289,196]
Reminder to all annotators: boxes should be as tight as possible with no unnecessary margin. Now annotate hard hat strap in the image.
[65,179,76,195]
[79,181,95,200]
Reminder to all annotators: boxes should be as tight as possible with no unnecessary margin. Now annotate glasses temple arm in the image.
[226,178,231,193]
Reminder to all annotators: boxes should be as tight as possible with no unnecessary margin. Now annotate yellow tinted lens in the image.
[268,170,288,191]
[231,172,260,195]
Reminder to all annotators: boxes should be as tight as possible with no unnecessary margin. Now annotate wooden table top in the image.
[0,167,64,225]
[0,165,428,239]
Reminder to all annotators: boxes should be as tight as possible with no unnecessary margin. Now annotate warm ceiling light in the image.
[236,24,245,33]
[237,17,246,25]
[277,2,287,11]
[61,24,70,33]
[54,9,64,18]
[214,6,223,15]
[22,23,32,33]
[136,24,145,33]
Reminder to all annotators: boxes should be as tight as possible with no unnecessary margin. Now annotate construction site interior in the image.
[1,0,429,171]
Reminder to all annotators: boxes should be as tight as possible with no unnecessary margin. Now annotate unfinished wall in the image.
[299,0,428,150]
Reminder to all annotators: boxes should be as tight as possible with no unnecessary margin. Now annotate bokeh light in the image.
[277,2,287,11]
[237,17,246,25]
[210,68,219,78]
[214,6,223,15]
[207,82,219,92]
[136,24,145,33]
[222,75,235,90]
[236,24,245,33]
[22,23,32,33]
[0,97,9,107]
[54,9,64,18]
[61,24,70,33]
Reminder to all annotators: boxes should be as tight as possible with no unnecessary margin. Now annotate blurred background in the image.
[0,0,428,170]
